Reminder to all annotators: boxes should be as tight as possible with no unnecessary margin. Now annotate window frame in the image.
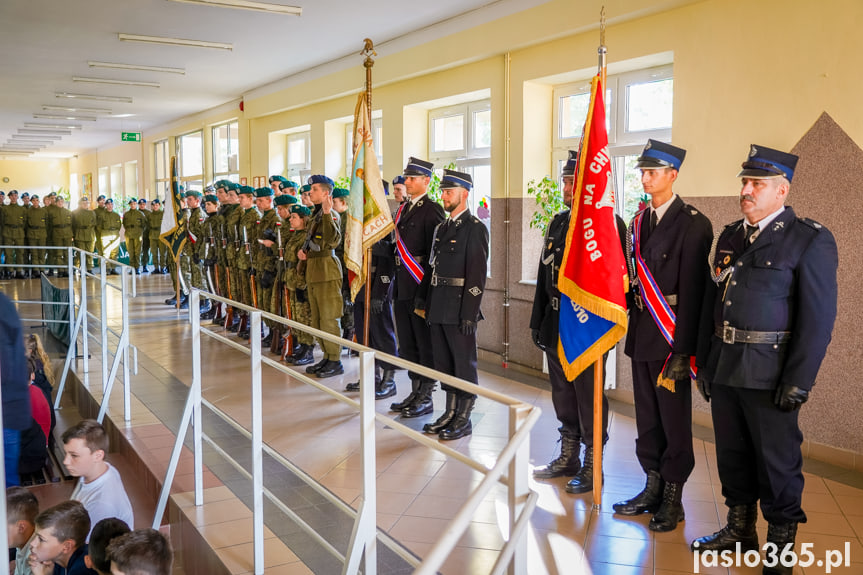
[286,130,311,183]
[211,120,240,183]
[428,99,491,165]
[175,130,204,192]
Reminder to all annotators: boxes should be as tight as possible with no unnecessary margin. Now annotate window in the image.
[212,121,239,183]
[124,161,138,200]
[345,116,382,176]
[553,65,673,223]
[176,130,204,191]
[110,164,123,204]
[428,99,492,272]
[286,130,311,182]
[154,139,169,201]
[98,166,109,198]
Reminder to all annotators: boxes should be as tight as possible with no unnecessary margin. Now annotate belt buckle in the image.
[722,326,736,345]
[430,274,438,287]
[395,255,401,266]
[634,292,644,311]
[551,297,559,311]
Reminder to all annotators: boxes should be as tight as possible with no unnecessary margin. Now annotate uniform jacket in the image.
[146,208,165,240]
[418,209,489,325]
[184,206,207,257]
[2,203,27,238]
[50,207,74,240]
[0,292,31,431]
[624,195,713,362]
[25,206,48,240]
[530,211,628,348]
[98,210,122,236]
[394,195,446,301]
[303,204,342,284]
[370,234,395,302]
[72,208,97,241]
[254,208,280,274]
[699,207,837,392]
[122,208,147,239]
[237,207,260,270]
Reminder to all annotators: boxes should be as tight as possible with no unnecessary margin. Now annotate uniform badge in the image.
[722,255,730,265]
[716,267,722,275]
[468,286,482,297]
[773,221,784,231]
[548,241,553,250]
[380,275,390,284]
[750,145,758,157]
[691,210,698,215]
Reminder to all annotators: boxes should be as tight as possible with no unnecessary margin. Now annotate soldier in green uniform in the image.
[300,175,344,378]
[25,195,48,276]
[3,190,28,278]
[236,186,260,338]
[331,187,354,345]
[165,193,188,306]
[223,183,244,331]
[279,180,299,200]
[122,198,147,273]
[137,198,151,272]
[93,195,107,256]
[71,197,97,269]
[252,187,281,345]
[280,201,315,365]
[200,192,221,319]
[208,182,232,323]
[180,190,211,312]
[98,199,123,274]
[50,196,74,276]
[147,199,166,273]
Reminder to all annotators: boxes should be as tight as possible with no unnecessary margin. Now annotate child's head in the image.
[30,500,90,565]
[85,518,131,575]
[61,419,109,480]
[25,332,54,383]
[107,528,173,575]
[6,486,38,548]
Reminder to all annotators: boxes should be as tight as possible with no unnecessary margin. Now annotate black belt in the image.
[633,292,677,311]
[307,249,335,259]
[430,274,464,287]
[53,225,70,228]
[715,326,791,345]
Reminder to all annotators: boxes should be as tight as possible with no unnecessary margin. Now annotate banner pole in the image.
[361,39,376,347]
[592,5,608,511]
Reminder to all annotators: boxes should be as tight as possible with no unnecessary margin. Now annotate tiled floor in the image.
[9,272,863,574]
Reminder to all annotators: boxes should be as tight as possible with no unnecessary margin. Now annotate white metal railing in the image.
[154,289,539,575]
[0,245,138,423]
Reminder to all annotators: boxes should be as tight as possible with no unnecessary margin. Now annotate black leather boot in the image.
[401,380,436,418]
[165,294,178,305]
[439,396,475,440]
[691,504,759,552]
[346,367,380,393]
[762,522,797,575]
[292,345,315,366]
[317,359,344,378]
[423,393,457,434]
[534,431,581,479]
[566,447,602,494]
[374,369,396,399]
[390,379,419,412]
[306,357,329,374]
[613,470,664,516]
[198,299,212,314]
[649,481,685,532]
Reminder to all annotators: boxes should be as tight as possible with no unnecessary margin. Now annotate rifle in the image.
[224,267,235,329]
[270,225,287,354]
[245,225,258,309]
[296,212,322,276]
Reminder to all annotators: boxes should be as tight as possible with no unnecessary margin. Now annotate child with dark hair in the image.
[6,486,39,575]
[27,500,97,575]
[84,518,130,575]
[106,529,172,575]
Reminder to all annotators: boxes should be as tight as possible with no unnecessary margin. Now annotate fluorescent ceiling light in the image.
[88,61,185,75]
[167,0,301,15]
[18,129,72,135]
[33,113,98,121]
[25,122,83,130]
[0,151,34,155]
[118,33,232,51]
[72,76,160,88]
[12,134,62,140]
[43,105,112,114]
[3,144,46,150]
[56,92,133,103]
[112,114,136,118]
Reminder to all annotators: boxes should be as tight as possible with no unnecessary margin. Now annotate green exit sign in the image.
[121,132,142,142]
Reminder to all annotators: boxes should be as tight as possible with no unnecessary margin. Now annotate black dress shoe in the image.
[374,379,397,399]
[165,295,178,305]
[292,346,315,366]
[345,381,360,392]
[317,360,344,378]
[306,357,329,374]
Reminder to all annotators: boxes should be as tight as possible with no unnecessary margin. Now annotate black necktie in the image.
[744,224,758,244]
[650,210,658,233]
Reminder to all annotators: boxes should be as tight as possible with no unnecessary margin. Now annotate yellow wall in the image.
[0,159,69,197]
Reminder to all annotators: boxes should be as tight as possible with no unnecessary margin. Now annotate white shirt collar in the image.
[651,193,677,224]
[409,192,427,206]
[448,207,468,222]
[747,205,786,231]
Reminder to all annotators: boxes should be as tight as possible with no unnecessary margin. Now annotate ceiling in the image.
[0,0,548,160]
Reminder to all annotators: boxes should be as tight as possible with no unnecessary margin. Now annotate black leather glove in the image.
[695,372,711,403]
[775,384,809,412]
[531,328,546,351]
[205,258,216,267]
[260,269,276,289]
[295,289,307,303]
[370,298,385,315]
[249,268,256,277]
[662,353,691,381]
[459,319,477,336]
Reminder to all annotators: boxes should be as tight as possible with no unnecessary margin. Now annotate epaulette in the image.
[724,219,744,230]
[471,216,481,224]
[680,203,703,218]
[798,217,824,231]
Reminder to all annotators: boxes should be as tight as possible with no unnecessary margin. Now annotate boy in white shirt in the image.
[62,420,134,536]
[7,486,39,575]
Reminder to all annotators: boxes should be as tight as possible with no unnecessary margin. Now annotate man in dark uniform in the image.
[530,150,626,493]
[389,158,446,418]
[415,169,488,440]
[614,140,713,532]
[691,146,838,574]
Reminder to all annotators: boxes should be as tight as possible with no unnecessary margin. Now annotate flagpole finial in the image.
[599,6,606,47]
[597,7,608,78]
[362,38,376,67]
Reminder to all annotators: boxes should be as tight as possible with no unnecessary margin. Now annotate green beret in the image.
[254,187,274,198]
[269,175,288,184]
[204,194,219,204]
[184,190,202,198]
[238,185,255,196]
[300,184,312,194]
[279,180,299,191]
[128,197,138,204]
[274,194,298,207]
[290,205,311,217]
[226,182,240,192]
[332,187,350,199]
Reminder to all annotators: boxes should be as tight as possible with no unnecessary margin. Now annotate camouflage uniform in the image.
[236,205,260,306]
[25,204,48,274]
[253,203,280,331]
[182,203,209,296]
